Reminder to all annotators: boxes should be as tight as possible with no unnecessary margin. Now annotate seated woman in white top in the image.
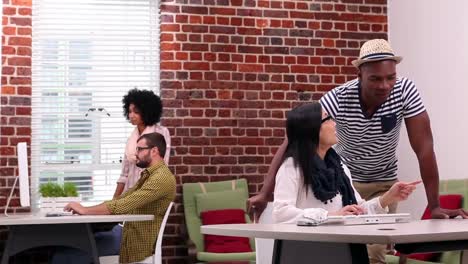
[273,102,419,224]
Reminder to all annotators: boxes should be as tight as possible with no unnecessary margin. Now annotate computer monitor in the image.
[17,142,30,207]
[4,142,30,216]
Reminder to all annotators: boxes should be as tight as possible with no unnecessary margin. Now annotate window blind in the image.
[31,0,160,207]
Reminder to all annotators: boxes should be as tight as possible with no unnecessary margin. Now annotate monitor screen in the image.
[17,142,30,207]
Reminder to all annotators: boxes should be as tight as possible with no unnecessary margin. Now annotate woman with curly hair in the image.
[113,88,171,198]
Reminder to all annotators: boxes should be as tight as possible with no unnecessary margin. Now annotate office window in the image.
[31,0,160,206]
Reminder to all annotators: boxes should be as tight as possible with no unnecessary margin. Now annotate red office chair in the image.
[395,194,464,264]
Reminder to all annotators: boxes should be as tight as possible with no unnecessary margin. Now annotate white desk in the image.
[202,219,468,264]
[0,214,154,264]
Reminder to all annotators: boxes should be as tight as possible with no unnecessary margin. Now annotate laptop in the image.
[297,213,411,226]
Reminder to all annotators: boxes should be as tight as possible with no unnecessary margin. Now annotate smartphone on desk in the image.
[297,219,321,226]
[45,211,74,217]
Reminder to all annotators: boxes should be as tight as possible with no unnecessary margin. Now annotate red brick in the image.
[1,106,15,115]
[17,86,31,95]
[183,62,209,71]
[2,46,15,55]
[189,15,202,24]
[1,127,14,135]
[3,26,16,35]
[16,67,30,76]
[18,7,31,15]
[161,24,180,32]
[12,0,31,6]
[2,66,15,75]
[16,47,30,56]
[291,65,315,74]
[160,42,180,51]
[210,7,235,15]
[10,77,31,84]
[7,57,30,66]
[18,28,32,36]
[0,147,14,156]
[160,62,181,70]
[15,106,30,115]
[16,127,31,135]
[181,6,208,14]
[10,17,31,26]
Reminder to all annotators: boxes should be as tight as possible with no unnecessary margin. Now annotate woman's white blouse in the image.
[272,157,387,224]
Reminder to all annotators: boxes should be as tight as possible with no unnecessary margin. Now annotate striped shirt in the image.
[319,77,425,182]
[105,160,176,263]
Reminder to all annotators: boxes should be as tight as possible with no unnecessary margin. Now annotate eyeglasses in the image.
[321,115,334,124]
[136,146,154,152]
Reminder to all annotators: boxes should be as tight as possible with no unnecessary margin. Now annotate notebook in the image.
[297,213,411,226]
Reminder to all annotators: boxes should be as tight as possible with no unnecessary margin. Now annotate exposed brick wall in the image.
[160,0,387,263]
[1,0,32,211]
[0,0,33,262]
[0,0,387,263]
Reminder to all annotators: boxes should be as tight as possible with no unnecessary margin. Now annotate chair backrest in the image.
[440,179,468,208]
[421,194,463,219]
[182,178,250,253]
[153,202,173,264]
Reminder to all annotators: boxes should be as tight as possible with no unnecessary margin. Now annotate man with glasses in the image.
[52,132,176,264]
[248,39,468,264]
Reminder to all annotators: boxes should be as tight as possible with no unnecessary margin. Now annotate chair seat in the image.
[385,254,439,264]
[99,202,173,264]
[197,251,256,262]
[99,254,153,264]
[385,251,461,264]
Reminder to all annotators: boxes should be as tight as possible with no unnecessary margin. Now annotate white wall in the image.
[389,0,468,217]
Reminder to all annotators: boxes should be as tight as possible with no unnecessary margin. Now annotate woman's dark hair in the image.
[122,88,163,126]
[285,102,322,193]
[285,102,357,206]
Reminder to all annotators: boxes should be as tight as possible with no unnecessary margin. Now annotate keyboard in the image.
[297,213,411,226]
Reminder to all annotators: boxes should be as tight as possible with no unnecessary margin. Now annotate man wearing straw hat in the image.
[248,39,468,263]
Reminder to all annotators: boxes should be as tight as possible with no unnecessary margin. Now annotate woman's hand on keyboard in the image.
[330,204,366,216]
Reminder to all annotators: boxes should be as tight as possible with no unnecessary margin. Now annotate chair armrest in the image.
[398,254,407,264]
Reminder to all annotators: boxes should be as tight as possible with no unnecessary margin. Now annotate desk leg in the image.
[462,250,468,264]
[272,240,369,264]
[1,223,100,264]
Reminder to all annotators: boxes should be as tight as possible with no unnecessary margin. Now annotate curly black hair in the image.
[122,88,163,126]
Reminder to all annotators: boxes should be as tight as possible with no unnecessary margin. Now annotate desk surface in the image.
[0,213,154,225]
[202,219,468,244]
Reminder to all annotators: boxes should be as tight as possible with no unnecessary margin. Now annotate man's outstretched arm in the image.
[406,112,467,218]
[247,138,288,221]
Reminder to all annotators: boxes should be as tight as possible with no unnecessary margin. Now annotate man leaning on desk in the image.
[51,132,176,264]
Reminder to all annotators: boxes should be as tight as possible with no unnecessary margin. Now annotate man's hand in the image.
[246,193,270,223]
[380,181,421,208]
[431,207,468,219]
[64,202,87,215]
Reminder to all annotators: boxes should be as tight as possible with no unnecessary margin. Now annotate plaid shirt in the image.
[105,160,176,263]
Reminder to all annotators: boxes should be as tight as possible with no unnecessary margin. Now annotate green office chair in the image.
[182,178,256,263]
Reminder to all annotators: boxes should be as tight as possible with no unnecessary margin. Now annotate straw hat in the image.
[351,39,403,68]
